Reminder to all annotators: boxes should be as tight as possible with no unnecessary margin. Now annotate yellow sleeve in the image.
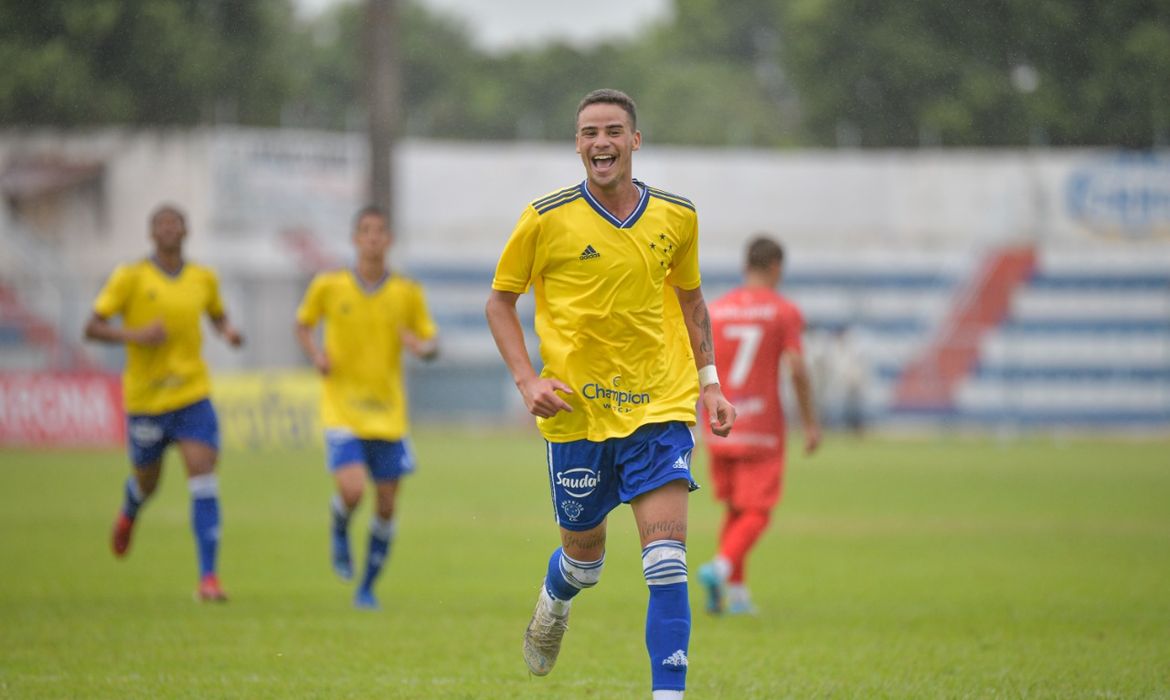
[205,268,226,319]
[92,265,134,318]
[295,274,327,326]
[408,282,439,340]
[667,209,702,291]
[491,206,542,293]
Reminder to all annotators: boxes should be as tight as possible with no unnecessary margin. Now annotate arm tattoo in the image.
[692,303,714,365]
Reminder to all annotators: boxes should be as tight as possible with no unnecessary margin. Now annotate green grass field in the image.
[2,430,1169,699]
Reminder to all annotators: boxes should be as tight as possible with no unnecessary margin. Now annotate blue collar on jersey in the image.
[580,179,649,229]
[350,267,390,293]
[149,255,185,278]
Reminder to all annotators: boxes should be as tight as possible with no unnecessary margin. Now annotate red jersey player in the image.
[698,236,821,614]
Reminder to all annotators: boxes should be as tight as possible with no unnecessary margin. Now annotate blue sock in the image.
[331,494,352,534]
[122,476,146,519]
[360,516,395,592]
[189,475,221,578]
[642,540,690,692]
[544,547,605,602]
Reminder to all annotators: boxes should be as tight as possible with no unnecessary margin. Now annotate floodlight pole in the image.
[365,0,400,219]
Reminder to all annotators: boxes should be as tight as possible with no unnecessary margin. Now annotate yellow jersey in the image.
[492,180,701,442]
[295,269,438,440]
[92,258,225,414]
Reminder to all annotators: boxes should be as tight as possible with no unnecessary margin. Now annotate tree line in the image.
[2,0,1167,148]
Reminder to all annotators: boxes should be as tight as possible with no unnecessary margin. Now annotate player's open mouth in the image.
[591,154,616,173]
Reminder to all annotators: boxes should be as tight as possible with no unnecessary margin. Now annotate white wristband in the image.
[698,364,719,388]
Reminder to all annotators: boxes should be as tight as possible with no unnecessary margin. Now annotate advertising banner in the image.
[0,372,124,447]
[212,370,322,451]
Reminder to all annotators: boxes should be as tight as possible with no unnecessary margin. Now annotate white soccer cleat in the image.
[522,587,569,676]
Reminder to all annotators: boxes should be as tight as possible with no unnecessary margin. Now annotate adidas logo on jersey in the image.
[579,245,601,260]
[671,455,689,470]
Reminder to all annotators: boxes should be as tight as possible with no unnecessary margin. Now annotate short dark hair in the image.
[352,204,387,231]
[745,235,785,270]
[576,89,637,130]
[149,203,186,228]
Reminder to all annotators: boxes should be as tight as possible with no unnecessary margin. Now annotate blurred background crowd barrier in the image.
[1,130,1167,447]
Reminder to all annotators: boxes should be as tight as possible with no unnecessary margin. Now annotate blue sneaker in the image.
[331,529,353,581]
[698,562,726,614]
[353,587,380,611]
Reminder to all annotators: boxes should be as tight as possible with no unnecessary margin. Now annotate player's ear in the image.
[632,130,641,152]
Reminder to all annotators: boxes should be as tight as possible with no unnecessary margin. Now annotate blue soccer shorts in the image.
[325,429,416,482]
[545,421,698,531]
[126,398,221,467]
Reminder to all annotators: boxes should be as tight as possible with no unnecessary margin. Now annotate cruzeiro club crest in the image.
[560,500,585,522]
[129,418,164,447]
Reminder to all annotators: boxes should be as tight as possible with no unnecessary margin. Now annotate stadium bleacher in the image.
[405,244,1170,431]
[959,248,1170,427]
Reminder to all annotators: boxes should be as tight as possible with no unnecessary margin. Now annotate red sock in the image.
[719,509,771,583]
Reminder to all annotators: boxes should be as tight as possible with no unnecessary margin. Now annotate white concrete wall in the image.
[5,129,1169,278]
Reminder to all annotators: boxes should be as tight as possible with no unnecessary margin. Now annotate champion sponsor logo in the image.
[581,382,650,408]
[150,375,184,389]
[129,419,163,446]
[556,468,601,498]
[662,650,689,668]
[579,245,601,260]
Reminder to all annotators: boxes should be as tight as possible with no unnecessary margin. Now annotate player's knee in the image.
[561,551,605,589]
[374,488,398,519]
[339,488,363,510]
[138,477,160,497]
[337,480,364,508]
[642,539,687,586]
[135,465,161,495]
[334,467,365,505]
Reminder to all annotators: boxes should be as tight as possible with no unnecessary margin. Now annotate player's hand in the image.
[312,352,331,376]
[518,376,574,418]
[702,384,736,437]
[222,324,245,348]
[804,425,822,455]
[132,321,167,346]
[400,329,438,360]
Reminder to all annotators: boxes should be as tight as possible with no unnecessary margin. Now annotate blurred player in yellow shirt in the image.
[85,204,243,602]
[295,205,439,610]
[486,89,736,699]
